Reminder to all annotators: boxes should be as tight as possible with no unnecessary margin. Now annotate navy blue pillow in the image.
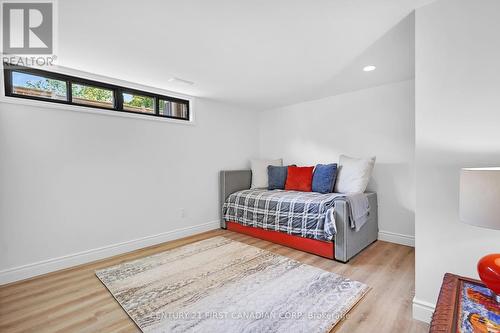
[268,165,289,190]
[312,164,338,193]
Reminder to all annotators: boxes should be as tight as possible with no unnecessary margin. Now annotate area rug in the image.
[96,236,369,333]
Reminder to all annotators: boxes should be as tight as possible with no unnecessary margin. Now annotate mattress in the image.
[223,189,345,241]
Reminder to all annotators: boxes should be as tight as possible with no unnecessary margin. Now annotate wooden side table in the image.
[430,273,499,332]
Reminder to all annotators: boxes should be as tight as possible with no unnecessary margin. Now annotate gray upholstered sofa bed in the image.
[219,170,379,262]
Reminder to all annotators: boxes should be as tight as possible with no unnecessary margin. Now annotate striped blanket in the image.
[223,189,346,241]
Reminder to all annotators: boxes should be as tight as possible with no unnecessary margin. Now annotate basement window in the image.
[3,63,190,121]
[159,99,189,119]
[11,71,67,101]
[123,92,155,114]
[72,83,114,109]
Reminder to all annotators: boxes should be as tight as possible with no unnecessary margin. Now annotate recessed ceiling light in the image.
[363,65,376,72]
[168,77,194,85]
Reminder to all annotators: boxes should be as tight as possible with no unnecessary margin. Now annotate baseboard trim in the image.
[412,297,435,323]
[0,220,220,285]
[378,230,415,247]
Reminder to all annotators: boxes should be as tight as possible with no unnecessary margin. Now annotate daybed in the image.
[219,170,379,262]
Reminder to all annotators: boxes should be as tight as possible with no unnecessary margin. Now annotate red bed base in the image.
[226,221,335,259]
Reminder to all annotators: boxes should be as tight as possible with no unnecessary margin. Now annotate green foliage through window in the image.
[25,78,66,96]
[72,84,113,102]
[123,93,155,113]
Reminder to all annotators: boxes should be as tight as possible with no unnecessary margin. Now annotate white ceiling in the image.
[57,0,432,110]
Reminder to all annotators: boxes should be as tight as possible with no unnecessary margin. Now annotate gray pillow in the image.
[268,165,288,190]
[251,159,283,188]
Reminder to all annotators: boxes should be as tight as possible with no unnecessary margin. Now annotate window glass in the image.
[122,93,155,114]
[12,71,67,101]
[159,99,189,119]
[72,83,114,108]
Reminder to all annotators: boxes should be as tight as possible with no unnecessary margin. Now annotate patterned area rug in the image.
[96,236,369,333]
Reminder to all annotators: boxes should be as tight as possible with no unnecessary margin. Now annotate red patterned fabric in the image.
[285,166,314,192]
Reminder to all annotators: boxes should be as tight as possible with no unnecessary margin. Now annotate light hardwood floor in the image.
[0,230,429,333]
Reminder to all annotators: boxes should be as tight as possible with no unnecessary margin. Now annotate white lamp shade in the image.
[459,168,500,230]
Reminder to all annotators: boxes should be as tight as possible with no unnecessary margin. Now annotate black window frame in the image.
[3,63,191,121]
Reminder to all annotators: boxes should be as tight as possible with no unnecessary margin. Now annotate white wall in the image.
[0,98,259,283]
[259,80,415,243]
[414,0,500,322]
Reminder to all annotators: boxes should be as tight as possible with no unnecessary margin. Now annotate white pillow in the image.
[251,158,283,188]
[334,155,376,193]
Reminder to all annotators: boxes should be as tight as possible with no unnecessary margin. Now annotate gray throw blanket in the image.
[341,192,371,231]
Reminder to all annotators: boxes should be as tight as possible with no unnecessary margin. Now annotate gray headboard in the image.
[219,170,252,228]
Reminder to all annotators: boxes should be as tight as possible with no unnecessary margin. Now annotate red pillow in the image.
[285,166,314,192]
